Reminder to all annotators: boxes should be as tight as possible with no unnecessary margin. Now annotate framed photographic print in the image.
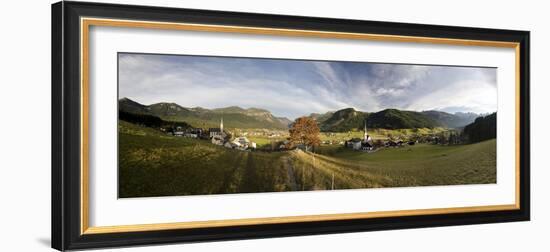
[52,1,530,251]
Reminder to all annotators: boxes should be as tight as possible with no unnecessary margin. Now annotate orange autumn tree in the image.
[288,117,321,152]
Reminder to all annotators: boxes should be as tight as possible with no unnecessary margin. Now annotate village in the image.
[161,116,459,153]
[340,120,422,152]
[164,118,258,151]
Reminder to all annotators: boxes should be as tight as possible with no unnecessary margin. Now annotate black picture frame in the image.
[52,1,530,251]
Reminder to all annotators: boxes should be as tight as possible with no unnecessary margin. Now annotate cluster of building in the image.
[211,118,257,150]
[344,120,416,152]
[171,117,256,151]
[172,127,203,138]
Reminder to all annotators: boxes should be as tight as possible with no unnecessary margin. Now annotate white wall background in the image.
[0,0,547,251]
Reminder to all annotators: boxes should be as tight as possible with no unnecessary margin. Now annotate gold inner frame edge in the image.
[80,17,522,235]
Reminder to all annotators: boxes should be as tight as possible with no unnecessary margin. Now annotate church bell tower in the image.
[363,119,369,142]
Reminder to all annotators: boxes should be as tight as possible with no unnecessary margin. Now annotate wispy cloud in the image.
[119,53,497,119]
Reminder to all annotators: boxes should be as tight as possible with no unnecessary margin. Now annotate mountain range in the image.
[119,97,291,129]
[119,98,481,131]
[312,108,480,131]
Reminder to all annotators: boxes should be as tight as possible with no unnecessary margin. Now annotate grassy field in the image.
[119,121,496,197]
[312,140,496,188]
[246,136,281,148]
[119,121,292,197]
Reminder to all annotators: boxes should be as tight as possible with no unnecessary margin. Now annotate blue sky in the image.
[119,53,497,119]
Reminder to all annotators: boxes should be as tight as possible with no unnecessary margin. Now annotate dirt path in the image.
[237,152,259,192]
[216,152,245,194]
[283,156,299,191]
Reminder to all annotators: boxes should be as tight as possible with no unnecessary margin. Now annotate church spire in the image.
[364,118,368,142]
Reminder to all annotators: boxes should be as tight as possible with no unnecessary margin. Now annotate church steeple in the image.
[220,117,224,132]
[363,118,368,142]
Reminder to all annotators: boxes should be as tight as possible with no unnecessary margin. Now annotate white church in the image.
[209,117,226,145]
[347,119,374,151]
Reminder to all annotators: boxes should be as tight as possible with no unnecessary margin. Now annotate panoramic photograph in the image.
[117,52,497,198]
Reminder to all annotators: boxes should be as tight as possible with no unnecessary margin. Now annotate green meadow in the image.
[239,128,449,148]
[119,121,496,198]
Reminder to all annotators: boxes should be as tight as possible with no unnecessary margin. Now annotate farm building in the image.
[385,140,404,147]
[349,138,363,150]
[211,135,225,145]
[224,141,239,149]
[187,128,203,135]
[361,141,373,151]
[183,133,198,138]
[233,136,250,146]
